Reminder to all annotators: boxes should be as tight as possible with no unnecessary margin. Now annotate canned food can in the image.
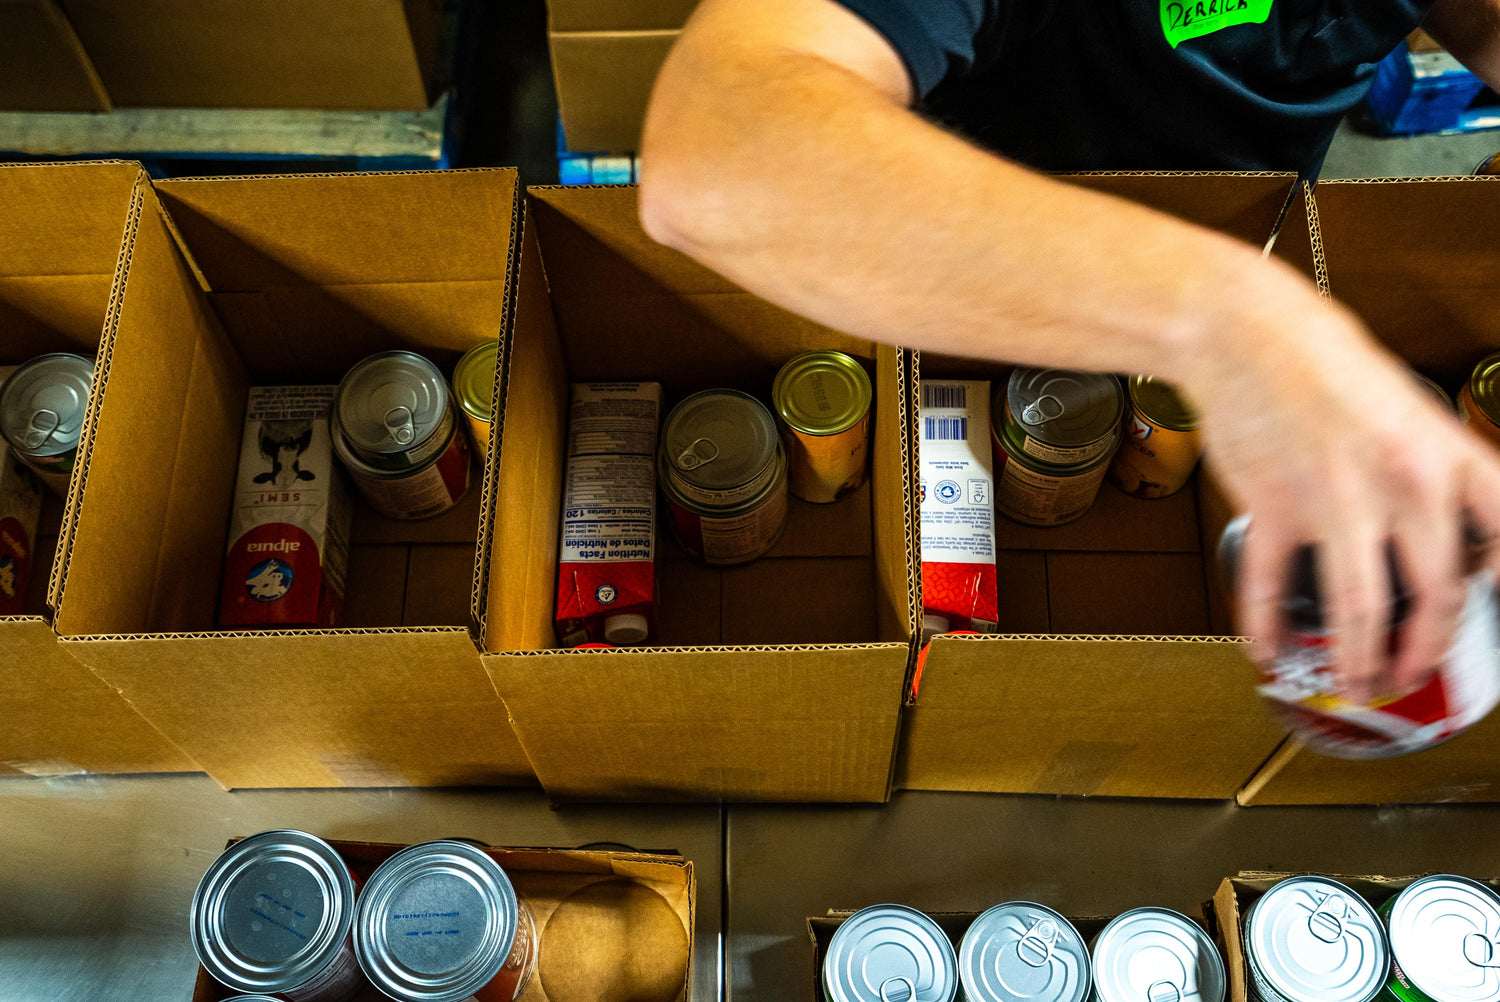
[992,391,1115,527]
[0,352,93,496]
[1460,354,1500,450]
[332,351,471,520]
[1380,875,1500,1002]
[1090,908,1225,1002]
[824,903,959,1002]
[191,830,367,1002]
[659,389,788,565]
[1002,368,1124,468]
[1218,515,1500,759]
[453,339,500,455]
[1107,376,1201,500]
[1476,154,1500,176]
[1413,373,1457,414]
[959,902,1090,1002]
[1243,876,1389,1002]
[772,350,872,503]
[355,840,537,1002]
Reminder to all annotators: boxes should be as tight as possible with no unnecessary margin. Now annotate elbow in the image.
[638,123,714,257]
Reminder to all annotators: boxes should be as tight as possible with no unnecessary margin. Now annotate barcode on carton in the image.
[923,416,969,442]
[921,384,967,409]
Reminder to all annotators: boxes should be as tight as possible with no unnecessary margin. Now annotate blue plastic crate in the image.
[1367,41,1488,136]
[555,119,641,184]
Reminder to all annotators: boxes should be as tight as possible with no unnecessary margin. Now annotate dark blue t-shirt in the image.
[833,0,1433,173]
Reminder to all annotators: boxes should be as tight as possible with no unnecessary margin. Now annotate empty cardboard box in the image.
[50,168,534,790]
[481,184,916,803]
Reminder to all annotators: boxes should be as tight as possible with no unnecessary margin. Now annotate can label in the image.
[220,387,352,629]
[993,427,1108,527]
[920,381,998,634]
[665,476,788,565]
[1015,429,1113,468]
[282,936,367,1002]
[1376,897,1436,1002]
[1263,574,1500,757]
[0,447,43,617]
[473,900,538,1002]
[464,412,492,456]
[555,383,661,646]
[17,451,73,497]
[1108,407,1201,499]
[344,425,471,521]
[784,412,870,504]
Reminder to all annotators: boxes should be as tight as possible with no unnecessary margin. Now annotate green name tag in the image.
[1161,0,1274,48]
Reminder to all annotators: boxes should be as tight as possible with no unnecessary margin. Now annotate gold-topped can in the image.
[772,350,872,503]
[1107,375,1201,499]
[1475,153,1500,175]
[453,338,499,454]
[1460,353,1500,448]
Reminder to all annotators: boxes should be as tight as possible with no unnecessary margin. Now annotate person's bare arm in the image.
[1426,0,1500,91]
[640,0,1500,699]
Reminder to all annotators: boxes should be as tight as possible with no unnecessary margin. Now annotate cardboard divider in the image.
[1239,177,1500,805]
[481,185,915,803]
[52,169,535,790]
[0,161,194,778]
[897,173,1302,800]
[189,838,694,1002]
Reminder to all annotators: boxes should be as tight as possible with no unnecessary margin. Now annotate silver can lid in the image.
[661,389,779,491]
[1091,908,1226,1002]
[824,904,959,1002]
[1389,875,1500,1002]
[960,901,1091,1002]
[355,840,520,1002]
[0,353,92,458]
[1245,876,1389,1002]
[334,351,450,457]
[190,830,357,995]
[1004,368,1124,449]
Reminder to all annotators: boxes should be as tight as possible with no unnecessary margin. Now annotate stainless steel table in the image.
[726,791,1500,1001]
[0,774,724,1002]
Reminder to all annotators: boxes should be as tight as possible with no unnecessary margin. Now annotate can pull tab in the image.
[676,437,719,470]
[1018,918,1059,968]
[879,976,916,1002]
[1308,894,1348,943]
[1147,981,1183,1002]
[383,405,416,446]
[1021,394,1064,426]
[1463,934,1500,968]
[23,408,61,451]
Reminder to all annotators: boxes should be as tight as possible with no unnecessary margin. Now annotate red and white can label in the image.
[351,427,470,520]
[666,483,787,566]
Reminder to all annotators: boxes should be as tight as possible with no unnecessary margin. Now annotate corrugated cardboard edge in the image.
[1233,737,1305,806]
[504,641,910,657]
[63,624,469,643]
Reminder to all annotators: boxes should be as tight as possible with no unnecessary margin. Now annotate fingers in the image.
[1388,458,1462,697]
[1237,519,1296,668]
[1320,518,1389,705]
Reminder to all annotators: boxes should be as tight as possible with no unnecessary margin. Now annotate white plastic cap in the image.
[921,613,950,644]
[604,613,650,646]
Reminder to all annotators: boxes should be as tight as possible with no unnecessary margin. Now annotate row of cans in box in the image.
[190,829,536,1002]
[555,350,875,646]
[826,874,1500,1002]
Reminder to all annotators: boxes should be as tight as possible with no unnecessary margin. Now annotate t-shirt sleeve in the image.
[827,0,999,96]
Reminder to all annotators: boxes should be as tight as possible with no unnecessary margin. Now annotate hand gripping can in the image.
[824,904,959,1002]
[0,352,92,497]
[772,350,872,504]
[1243,876,1389,1002]
[1090,908,1225,1002]
[191,830,367,1002]
[1107,376,1201,500]
[1218,515,1500,759]
[355,840,537,1002]
[959,902,1091,1002]
[332,351,472,520]
[1380,875,1500,1002]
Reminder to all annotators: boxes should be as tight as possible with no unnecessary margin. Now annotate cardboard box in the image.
[0,1,109,111]
[51,168,534,790]
[896,173,1305,800]
[1208,871,1500,1002]
[552,30,678,153]
[60,0,439,110]
[0,161,195,778]
[189,838,694,1002]
[481,184,916,803]
[1239,175,1500,805]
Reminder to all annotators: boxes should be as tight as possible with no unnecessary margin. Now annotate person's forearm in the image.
[1425,0,1500,92]
[639,24,1331,399]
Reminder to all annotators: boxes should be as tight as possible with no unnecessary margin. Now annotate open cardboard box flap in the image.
[1240,176,1500,806]
[899,172,1303,801]
[0,161,193,777]
[482,185,914,803]
[0,1,109,111]
[552,29,677,153]
[190,840,694,1002]
[52,169,533,790]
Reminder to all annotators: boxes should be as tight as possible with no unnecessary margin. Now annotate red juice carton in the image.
[919,380,998,642]
[556,382,662,646]
[219,386,352,629]
[0,366,43,616]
